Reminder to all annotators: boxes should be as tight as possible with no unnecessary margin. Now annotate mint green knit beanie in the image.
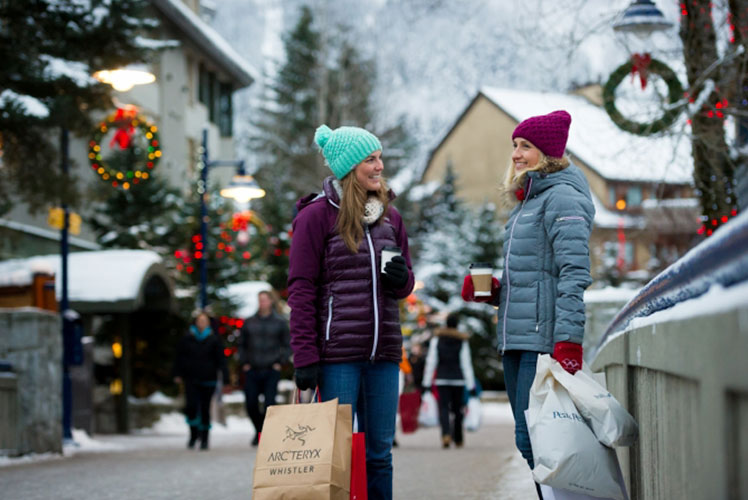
[314,125,382,180]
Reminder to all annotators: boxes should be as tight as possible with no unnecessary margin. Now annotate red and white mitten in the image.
[553,341,583,374]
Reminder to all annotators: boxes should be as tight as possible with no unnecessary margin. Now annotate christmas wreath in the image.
[88,106,161,189]
[603,54,684,136]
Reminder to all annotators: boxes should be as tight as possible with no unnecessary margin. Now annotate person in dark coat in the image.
[408,342,426,391]
[462,110,594,498]
[239,290,290,446]
[288,124,415,499]
[422,313,476,448]
[173,311,229,450]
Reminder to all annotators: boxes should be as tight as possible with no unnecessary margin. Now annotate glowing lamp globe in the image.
[220,175,266,203]
[93,67,156,92]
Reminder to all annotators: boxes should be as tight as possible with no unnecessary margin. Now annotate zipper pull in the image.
[535,324,539,332]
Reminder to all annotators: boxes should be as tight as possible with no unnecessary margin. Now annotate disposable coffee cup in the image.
[381,246,401,273]
[469,262,493,297]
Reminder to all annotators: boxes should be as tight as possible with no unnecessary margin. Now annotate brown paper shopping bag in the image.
[252,398,353,500]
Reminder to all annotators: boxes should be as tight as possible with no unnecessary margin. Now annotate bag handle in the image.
[293,387,321,404]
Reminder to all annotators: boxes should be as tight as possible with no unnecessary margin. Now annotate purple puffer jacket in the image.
[288,176,415,368]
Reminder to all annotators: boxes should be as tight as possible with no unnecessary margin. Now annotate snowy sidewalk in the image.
[0,402,537,499]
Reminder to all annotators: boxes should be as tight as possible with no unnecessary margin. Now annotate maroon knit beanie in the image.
[512,110,571,158]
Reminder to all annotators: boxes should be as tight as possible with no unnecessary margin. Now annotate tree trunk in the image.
[728,0,748,210]
[680,0,737,234]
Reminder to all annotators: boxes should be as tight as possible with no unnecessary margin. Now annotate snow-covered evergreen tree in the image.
[412,163,506,388]
[415,162,472,309]
[0,0,155,215]
[250,5,413,293]
[87,173,183,251]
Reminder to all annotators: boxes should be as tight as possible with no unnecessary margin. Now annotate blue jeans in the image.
[502,350,539,469]
[319,361,399,500]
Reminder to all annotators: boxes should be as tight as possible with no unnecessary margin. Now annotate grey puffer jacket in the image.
[496,162,595,353]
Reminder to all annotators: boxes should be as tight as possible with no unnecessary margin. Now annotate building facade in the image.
[0,0,257,260]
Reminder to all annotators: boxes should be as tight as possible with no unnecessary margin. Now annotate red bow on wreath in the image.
[109,106,139,150]
[630,53,652,90]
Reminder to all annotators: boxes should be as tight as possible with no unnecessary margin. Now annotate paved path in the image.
[0,408,537,499]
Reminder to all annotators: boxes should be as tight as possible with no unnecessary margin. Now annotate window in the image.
[198,63,210,106]
[198,64,233,136]
[609,186,616,207]
[218,83,233,137]
[208,71,217,123]
[627,186,642,206]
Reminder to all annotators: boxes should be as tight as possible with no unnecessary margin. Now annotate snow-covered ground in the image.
[0,401,515,469]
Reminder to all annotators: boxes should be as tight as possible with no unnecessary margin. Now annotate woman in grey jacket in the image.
[462,110,594,497]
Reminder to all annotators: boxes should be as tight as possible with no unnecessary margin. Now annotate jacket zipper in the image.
[535,284,540,332]
[325,295,333,341]
[364,226,380,360]
[501,177,532,354]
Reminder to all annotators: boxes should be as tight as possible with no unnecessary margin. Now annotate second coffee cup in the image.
[470,263,493,296]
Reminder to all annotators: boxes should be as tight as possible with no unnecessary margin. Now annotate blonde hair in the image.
[337,172,390,253]
[500,151,570,208]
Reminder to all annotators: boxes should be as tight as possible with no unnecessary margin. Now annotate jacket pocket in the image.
[325,295,334,341]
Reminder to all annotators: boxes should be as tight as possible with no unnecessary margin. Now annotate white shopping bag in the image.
[464,397,482,432]
[527,355,626,500]
[418,391,439,427]
[548,360,638,447]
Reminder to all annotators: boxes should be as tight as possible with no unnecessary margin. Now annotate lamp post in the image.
[198,128,265,309]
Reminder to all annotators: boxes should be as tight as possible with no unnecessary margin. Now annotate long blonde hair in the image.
[500,152,570,208]
[337,173,390,253]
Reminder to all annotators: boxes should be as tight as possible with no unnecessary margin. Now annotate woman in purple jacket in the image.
[288,124,415,499]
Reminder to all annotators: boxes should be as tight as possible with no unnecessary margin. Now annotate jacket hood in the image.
[295,176,397,214]
[434,327,469,340]
[526,162,592,202]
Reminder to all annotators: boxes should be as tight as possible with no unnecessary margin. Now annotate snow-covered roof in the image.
[222,281,272,318]
[0,250,174,313]
[150,0,259,87]
[480,87,693,184]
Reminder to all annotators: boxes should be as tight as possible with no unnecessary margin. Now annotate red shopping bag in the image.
[398,391,420,434]
[350,432,367,500]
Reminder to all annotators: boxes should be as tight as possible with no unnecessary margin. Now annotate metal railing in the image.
[593,209,748,358]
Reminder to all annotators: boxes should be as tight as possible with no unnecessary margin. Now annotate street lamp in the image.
[613,0,673,38]
[199,128,265,308]
[92,65,156,92]
[220,174,266,203]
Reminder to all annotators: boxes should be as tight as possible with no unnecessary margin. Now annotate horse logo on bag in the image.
[283,425,316,446]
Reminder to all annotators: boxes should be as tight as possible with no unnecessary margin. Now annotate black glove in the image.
[383,255,409,289]
[294,363,319,391]
[421,385,431,395]
[469,388,478,397]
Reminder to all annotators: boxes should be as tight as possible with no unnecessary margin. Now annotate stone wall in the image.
[0,308,62,455]
[592,302,748,499]
[583,288,637,363]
